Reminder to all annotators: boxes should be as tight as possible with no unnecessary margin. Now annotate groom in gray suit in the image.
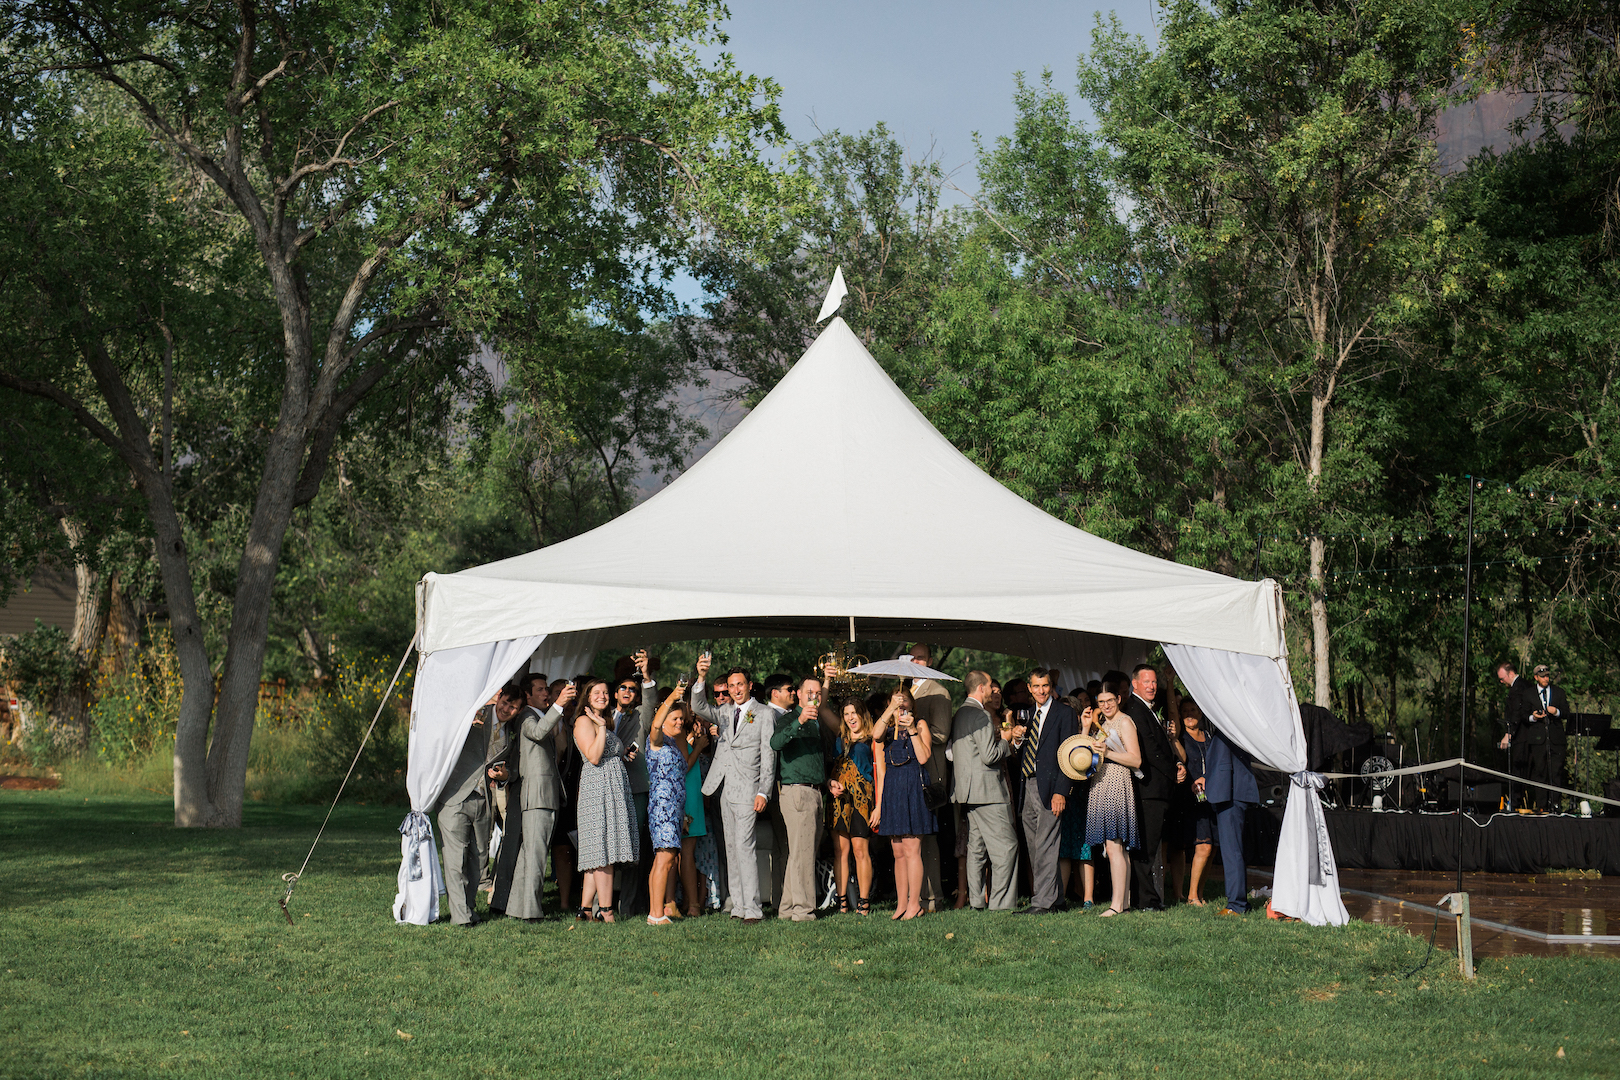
[436,691,508,926]
[501,678,574,920]
[950,670,1020,910]
[691,654,777,922]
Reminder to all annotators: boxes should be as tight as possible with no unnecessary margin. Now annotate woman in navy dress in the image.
[1178,699,1217,906]
[872,689,935,921]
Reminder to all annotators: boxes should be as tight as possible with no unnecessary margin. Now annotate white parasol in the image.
[846,659,959,681]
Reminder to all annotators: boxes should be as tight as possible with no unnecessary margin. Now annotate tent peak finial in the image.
[816,266,847,323]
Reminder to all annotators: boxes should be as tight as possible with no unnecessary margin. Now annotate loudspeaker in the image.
[1446,780,1504,810]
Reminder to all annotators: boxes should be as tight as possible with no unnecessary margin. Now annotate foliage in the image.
[681,123,955,405]
[0,621,76,718]
[88,628,186,766]
[303,655,414,805]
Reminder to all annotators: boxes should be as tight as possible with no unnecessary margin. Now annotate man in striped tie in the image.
[1011,669,1079,914]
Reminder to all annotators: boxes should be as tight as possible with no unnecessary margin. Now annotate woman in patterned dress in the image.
[645,683,705,924]
[1084,681,1143,917]
[824,696,877,914]
[573,678,639,922]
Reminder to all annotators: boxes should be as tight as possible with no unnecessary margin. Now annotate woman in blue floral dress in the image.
[645,684,703,925]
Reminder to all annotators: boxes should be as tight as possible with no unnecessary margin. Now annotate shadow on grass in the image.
[0,791,405,912]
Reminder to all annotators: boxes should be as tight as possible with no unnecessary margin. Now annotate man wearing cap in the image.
[1498,663,1569,810]
[949,671,1019,910]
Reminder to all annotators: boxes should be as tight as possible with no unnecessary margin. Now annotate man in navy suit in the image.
[1123,665,1181,911]
[1201,722,1259,915]
[1011,669,1078,914]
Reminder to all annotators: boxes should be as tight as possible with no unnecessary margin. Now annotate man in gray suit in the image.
[501,678,575,920]
[691,654,777,923]
[950,670,1020,910]
[436,689,509,926]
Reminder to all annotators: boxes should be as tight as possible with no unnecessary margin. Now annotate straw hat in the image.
[1057,733,1099,782]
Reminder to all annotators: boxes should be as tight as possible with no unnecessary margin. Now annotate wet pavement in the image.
[1286,867,1620,958]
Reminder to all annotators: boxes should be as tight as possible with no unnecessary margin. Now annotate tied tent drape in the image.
[394,634,544,924]
[1164,643,1349,926]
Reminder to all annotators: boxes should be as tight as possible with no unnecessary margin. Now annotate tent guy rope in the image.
[278,634,418,925]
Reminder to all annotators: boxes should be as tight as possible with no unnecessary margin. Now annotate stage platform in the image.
[1304,868,1620,959]
[1249,806,1620,876]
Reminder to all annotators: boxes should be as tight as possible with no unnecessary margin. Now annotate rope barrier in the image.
[278,635,418,925]
[1256,756,1620,809]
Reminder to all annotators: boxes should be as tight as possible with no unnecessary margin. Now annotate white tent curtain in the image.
[528,629,604,686]
[393,634,545,924]
[1163,643,1349,926]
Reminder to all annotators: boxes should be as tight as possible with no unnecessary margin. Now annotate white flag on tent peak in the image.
[816,266,847,323]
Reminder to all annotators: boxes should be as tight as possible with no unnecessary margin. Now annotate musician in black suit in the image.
[1498,662,1569,810]
[1123,664,1183,911]
[1010,669,1078,914]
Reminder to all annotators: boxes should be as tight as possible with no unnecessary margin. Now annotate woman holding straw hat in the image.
[1083,681,1142,917]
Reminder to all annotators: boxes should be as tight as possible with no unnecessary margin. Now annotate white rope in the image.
[1257,756,1620,808]
[279,635,418,924]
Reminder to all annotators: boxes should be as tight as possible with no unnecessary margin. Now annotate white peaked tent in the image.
[394,317,1350,926]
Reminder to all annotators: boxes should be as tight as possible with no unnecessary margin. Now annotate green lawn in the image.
[0,791,1613,1079]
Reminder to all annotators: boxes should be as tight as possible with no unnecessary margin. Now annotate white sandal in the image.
[646,914,672,925]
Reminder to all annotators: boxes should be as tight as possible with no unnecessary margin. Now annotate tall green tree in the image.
[0,0,788,824]
[1078,0,1462,704]
[920,74,1252,571]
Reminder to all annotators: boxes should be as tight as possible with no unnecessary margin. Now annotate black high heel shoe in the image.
[854,895,872,915]
[837,893,849,914]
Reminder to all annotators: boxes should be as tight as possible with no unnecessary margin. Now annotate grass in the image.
[0,790,1614,1079]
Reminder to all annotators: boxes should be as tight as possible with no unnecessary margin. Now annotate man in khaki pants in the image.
[769,674,827,921]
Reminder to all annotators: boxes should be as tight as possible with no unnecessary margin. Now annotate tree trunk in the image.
[106,572,140,670]
[76,337,221,826]
[1307,389,1330,706]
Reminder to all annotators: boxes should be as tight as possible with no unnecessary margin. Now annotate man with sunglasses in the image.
[611,653,659,915]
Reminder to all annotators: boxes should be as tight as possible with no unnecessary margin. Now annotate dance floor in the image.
[1255,867,1620,958]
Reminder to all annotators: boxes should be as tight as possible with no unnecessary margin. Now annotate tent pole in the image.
[849,615,855,644]
[1457,475,1476,893]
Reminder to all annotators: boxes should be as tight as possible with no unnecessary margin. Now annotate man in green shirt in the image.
[770,674,828,921]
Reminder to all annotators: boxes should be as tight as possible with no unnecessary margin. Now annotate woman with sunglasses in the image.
[573,677,639,921]
[645,684,706,924]
[825,695,878,914]
[1083,681,1142,917]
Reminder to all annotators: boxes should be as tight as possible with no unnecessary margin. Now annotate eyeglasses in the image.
[616,684,638,692]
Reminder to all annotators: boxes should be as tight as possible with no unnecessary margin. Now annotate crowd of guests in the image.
[431,644,1259,927]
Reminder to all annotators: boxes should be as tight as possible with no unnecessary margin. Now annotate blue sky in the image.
[709,0,1159,179]
[669,1,1160,308]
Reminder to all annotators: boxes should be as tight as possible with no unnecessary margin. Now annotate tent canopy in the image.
[417,318,1285,662]
[398,316,1347,928]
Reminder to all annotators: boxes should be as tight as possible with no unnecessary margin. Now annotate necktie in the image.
[1021,708,1042,778]
[1541,687,1550,711]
